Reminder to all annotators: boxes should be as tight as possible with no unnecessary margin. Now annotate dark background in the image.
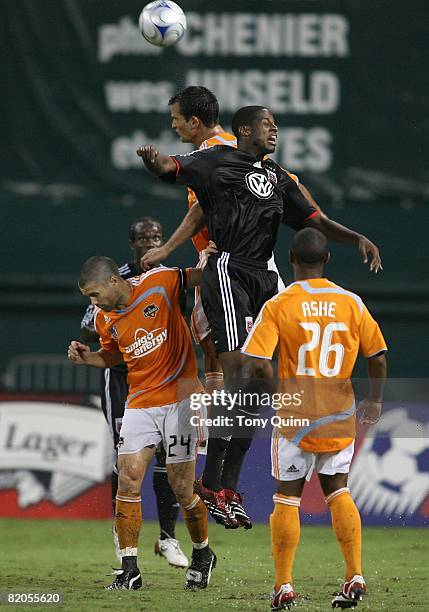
[1,0,428,382]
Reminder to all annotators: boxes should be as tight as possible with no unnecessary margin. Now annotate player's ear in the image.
[189,115,200,130]
[325,252,331,264]
[128,239,135,250]
[238,125,251,137]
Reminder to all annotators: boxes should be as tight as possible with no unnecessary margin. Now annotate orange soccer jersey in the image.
[242,279,387,452]
[94,267,202,409]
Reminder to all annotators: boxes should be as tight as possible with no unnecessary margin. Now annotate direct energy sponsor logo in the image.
[125,327,168,358]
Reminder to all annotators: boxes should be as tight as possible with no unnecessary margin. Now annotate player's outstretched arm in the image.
[67,341,122,368]
[358,352,387,424]
[136,144,177,176]
[307,213,383,273]
[141,203,205,270]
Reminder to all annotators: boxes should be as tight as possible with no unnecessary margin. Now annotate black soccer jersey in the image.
[171,145,318,263]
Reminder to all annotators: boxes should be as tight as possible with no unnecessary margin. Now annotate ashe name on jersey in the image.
[170,145,317,262]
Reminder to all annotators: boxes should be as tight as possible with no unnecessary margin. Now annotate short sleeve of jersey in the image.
[359,306,387,357]
[279,170,318,230]
[241,301,280,359]
[145,267,192,303]
[80,304,95,330]
[171,146,220,190]
[94,311,119,353]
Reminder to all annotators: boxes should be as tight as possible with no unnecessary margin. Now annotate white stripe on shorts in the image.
[217,252,238,351]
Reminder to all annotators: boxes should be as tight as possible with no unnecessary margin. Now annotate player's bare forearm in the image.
[307,213,382,273]
[367,352,387,402]
[68,341,122,368]
[141,203,205,271]
[136,144,177,176]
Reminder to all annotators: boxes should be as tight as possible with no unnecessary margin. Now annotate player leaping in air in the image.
[136,105,382,530]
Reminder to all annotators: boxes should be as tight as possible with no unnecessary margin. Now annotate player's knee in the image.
[118,464,142,495]
[318,472,349,496]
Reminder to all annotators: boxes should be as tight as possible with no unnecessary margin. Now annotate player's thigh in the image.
[316,441,355,496]
[271,429,314,482]
[201,257,253,354]
[118,407,163,454]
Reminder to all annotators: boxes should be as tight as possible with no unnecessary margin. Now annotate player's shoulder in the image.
[200,131,237,149]
[323,280,365,313]
[264,159,297,183]
[118,261,139,279]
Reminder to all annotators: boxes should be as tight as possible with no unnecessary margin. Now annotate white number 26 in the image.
[296,322,348,377]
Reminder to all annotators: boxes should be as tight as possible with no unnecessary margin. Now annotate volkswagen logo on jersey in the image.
[245,171,275,199]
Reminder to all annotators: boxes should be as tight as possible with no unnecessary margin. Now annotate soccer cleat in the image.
[154,538,188,568]
[271,583,297,610]
[224,488,252,529]
[184,547,217,590]
[105,567,142,590]
[332,575,367,609]
[194,479,239,529]
[112,524,121,562]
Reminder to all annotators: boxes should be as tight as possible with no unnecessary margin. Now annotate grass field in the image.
[0,519,428,611]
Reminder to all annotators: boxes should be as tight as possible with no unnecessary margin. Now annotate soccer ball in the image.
[138,1,187,48]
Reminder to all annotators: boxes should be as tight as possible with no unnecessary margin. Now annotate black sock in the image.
[153,450,179,540]
[221,432,255,491]
[202,436,230,491]
[122,555,138,571]
[111,469,118,516]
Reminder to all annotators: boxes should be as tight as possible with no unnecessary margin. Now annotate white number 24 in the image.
[296,322,348,377]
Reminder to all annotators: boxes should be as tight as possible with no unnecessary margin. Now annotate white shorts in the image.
[191,250,285,342]
[267,254,285,292]
[271,429,355,481]
[118,398,207,464]
[191,249,211,344]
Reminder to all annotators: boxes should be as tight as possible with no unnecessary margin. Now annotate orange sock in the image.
[182,494,209,547]
[270,494,301,589]
[115,493,142,556]
[326,487,362,580]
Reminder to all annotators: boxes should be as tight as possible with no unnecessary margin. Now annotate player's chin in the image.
[265,141,276,153]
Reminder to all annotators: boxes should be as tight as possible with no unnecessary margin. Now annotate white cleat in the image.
[154,538,188,568]
[112,524,121,562]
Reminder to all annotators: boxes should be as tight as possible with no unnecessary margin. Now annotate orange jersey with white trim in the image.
[242,278,387,452]
[94,268,202,409]
[187,131,300,253]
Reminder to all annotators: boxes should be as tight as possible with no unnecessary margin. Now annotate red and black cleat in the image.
[224,488,252,529]
[194,478,239,529]
[332,575,367,609]
[271,583,297,610]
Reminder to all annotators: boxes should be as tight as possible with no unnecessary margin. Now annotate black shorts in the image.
[101,365,128,449]
[201,252,278,354]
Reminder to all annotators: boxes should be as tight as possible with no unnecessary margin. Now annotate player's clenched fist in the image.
[136,145,159,164]
[68,340,90,365]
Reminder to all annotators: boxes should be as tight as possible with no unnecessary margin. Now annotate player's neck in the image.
[116,281,132,310]
[193,124,223,148]
[294,268,325,281]
[238,142,265,160]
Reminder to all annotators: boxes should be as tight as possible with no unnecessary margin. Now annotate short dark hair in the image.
[168,86,219,127]
[290,228,328,264]
[79,256,119,288]
[231,106,268,138]
[129,217,163,241]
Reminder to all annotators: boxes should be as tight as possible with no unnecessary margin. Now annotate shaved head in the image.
[79,256,120,289]
[290,228,328,265]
